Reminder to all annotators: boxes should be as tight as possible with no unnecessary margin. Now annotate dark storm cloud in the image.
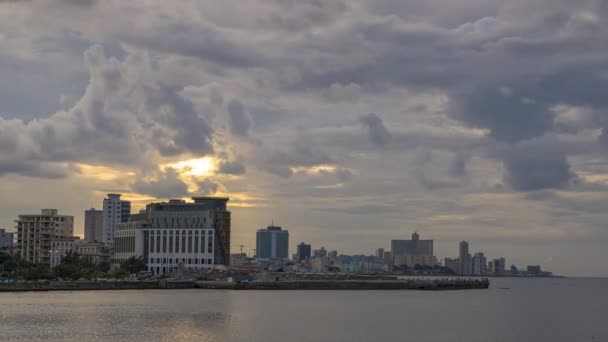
[499,148,575,191]
[131,168,189,198]
[358,113,392,148]
[0,160,69,179]
[218,159,246,175]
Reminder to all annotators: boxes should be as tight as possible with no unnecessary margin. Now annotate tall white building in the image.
[102,194,131,247]
[84,208,103,242]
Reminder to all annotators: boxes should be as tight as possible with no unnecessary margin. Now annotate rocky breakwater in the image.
[195,278,490,290]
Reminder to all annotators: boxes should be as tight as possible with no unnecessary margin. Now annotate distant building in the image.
[444,258,460,273]
[296,242,311,261]
[0,229,13,253]
[102,194,131,247]
[489,258,506,275]
[328,250,338,261]
[84,208,103,242]
[313,247,328,258]
[50,237,81,268]
[383,251,393,265]
[527,265,542,275]
[459,241,472,276]
[391,232,434,257]
[376,248,385,260]
[15,209,74,264]
[75,241,110,265]
[394,254,438,268]
[230,253,248,266]
[472,252,487,276]
[256,225,289,260]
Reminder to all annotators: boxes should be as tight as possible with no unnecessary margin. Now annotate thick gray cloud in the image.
[132,168,189,199]
[196,178,219,196]
[358,113,392,147]
[218,159,247,175]
[226,99,252,137]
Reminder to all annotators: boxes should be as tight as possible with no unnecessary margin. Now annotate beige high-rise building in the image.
[15,209,74,264]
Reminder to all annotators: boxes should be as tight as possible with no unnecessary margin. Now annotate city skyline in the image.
[1,1,608,277]
[6,193,551,276]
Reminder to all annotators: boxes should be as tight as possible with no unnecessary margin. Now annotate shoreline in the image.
[0,278,489,292]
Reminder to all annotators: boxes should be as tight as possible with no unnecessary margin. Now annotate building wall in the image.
[15,209,74,264]
[84,209,103,243]
[102,194,131,247]
[296,243,311,261]
[472,253,487,276]
[391,233,434,257]
[394,254,439,268]
[0,229,13,252]
[49,238,79,268]
[256,227,289,260]
[75,242,110,265]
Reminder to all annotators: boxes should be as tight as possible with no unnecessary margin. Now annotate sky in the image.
[0,0,607,276]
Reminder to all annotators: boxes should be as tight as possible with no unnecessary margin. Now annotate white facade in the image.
[145,227,215,275]
[102,194,131,246]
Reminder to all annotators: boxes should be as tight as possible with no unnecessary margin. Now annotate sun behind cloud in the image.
[167,157,216,177]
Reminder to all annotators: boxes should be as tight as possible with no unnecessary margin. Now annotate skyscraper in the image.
[102,194,131,246]
[459,241,472,276]
[296,242,311,261]
[472,252,487,276]
[256,225,289,260]
[15,209,74,264]
[376,248,385,259]
[84,208,103,242]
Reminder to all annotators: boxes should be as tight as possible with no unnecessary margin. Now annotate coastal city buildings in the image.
[102,194,131,247]
[489,258,506,275]
[0,228,13,253]
[296,242,311,261]
[15,209,74,264]
[256,225,289,260]
[84,208,103,242]
[376,248,385,259]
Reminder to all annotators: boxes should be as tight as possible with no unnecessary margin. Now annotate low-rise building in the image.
[49,237,80,268]
[75,242,110,265]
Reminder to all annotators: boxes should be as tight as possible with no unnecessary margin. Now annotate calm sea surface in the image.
[0,277,606,342]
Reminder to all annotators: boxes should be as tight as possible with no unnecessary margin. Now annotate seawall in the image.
[0,279,489,292]
[195,279,490,290]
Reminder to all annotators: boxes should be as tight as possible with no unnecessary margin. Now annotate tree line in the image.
[0,252,146,281]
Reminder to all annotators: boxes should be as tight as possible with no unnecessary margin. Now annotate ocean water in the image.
[0,277,606,342]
